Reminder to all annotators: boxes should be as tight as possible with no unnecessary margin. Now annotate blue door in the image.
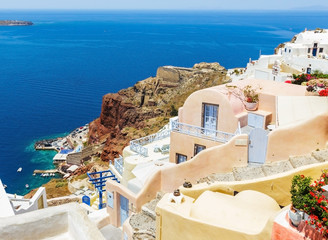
[313,48,317,57]
[120,195,129,226]
[248,128,268,164]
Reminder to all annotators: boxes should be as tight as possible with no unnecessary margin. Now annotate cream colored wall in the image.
[162,134,248,193]
[180,160,328,207]
[0,203,104,240]
[179,88,239,133]
[156,193,277,240]
[169,131,223,163]
[266,113,328,163]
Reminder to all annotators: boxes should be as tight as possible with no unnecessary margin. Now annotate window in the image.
[314,43,318,48]
[176,153,187,164]
[285,48,287,52]
[289,49,291,53]
[194,144,206,156]
[308,48,311,53]
[202,103,218,133]
[319,48,324,53]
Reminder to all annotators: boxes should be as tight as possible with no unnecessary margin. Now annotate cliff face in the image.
[88,62,228,161]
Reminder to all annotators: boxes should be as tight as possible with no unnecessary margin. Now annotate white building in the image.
[240,29,328,83]
[0,179,48,217]
[109,120,176,194]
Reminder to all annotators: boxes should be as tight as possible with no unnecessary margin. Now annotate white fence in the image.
[111,155,123,176]
[171,119,235,143]
[130,129,171,157]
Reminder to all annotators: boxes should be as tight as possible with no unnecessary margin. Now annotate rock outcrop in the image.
[88,63,228,161]
[0,20,33,26]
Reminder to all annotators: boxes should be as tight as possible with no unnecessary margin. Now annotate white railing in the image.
[130,129,171,157]
[171,119,236,143]
[111,155,123,176]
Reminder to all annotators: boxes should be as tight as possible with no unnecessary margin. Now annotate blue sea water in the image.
[0,10,327,195]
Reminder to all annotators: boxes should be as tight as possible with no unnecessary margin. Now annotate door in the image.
[248,128,268,164]
[203,104,218,136]
[313,43,318,57]
[120,195,129,226]
[313,48,317,57]
[107,191,114,208]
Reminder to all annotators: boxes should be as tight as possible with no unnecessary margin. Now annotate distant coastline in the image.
[0,20,33,26]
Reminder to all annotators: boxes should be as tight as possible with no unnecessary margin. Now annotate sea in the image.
[0,10,327,195]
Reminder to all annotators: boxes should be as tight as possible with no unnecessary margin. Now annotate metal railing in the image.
[171,119,236,143]
[113,155,124,176]
[130,129,171,157]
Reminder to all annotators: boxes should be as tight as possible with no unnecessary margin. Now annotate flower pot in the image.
[305,91,319,96]
[288,209,302,227]
[244,101,259,111]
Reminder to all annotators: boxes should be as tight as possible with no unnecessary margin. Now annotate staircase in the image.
[129,192,164,240]
[197,148,328,184]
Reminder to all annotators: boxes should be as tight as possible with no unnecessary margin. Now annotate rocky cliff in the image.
[88,62,228,162]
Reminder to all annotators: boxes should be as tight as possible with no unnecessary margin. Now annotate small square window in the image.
[176,153,187,164]
[308,48,311,53]
[314,43,318,48]
[194,144,206,156]
[319,48,323,53]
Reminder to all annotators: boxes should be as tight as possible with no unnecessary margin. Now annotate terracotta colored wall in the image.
[266,113,328,163]
[162,134,248,193]
[169,131,223,163]
[179,89,239,133]
[258,94,276,122]
[106,180,137,227]
[106,170,162,227]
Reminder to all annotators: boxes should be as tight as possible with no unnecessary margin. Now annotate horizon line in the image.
[1,8,328,12]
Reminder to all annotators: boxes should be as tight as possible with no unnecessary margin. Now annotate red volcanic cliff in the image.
[88,63,228,162]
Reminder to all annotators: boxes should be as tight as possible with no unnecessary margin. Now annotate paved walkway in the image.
[197,148,328,184]
[100,225,122,240]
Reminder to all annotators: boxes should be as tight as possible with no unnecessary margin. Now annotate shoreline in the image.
[0,20,33,26]
[25,124,90,194]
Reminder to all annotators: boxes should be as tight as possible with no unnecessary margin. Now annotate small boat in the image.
[25,184,29,189]
[17,167,22,172]
[3,184,7,189]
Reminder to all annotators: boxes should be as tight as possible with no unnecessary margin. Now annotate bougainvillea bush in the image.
[291,171,328,236]
[285,74,328,96]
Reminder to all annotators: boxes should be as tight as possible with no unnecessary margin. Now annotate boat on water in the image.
[25,184,29,189]
[17,167,22,172]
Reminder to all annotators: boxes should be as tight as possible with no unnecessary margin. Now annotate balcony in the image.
[171,119,236,143]
[130,129,171,157]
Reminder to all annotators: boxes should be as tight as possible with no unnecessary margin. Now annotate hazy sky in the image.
[1,0,328,10]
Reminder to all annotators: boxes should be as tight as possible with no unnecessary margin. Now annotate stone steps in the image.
[129,192,164,240]
[197,148,328,184]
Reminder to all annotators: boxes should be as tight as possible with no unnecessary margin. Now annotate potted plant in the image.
[226,84,261,111]
[242,85,260,111]
[289,174,313,226]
